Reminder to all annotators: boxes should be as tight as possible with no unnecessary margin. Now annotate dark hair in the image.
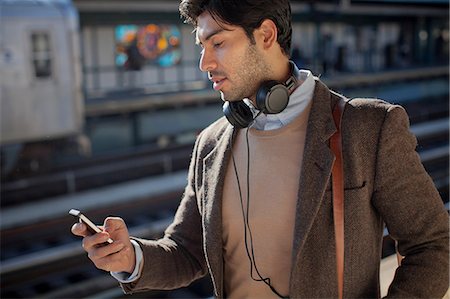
[179,0,292,56]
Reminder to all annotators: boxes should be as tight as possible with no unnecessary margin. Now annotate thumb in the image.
[103,217,129,236]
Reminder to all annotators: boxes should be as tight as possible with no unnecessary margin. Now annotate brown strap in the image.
[331,97,346,299]
[395,240,404,265]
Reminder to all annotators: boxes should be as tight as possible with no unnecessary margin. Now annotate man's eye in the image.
[213,41,223,48]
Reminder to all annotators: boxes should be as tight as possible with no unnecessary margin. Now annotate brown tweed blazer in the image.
[122,79,449,298]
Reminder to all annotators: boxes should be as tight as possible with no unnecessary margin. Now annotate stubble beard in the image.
[221,43,270,104]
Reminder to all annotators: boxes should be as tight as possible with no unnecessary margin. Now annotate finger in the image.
[104,217,127,233]
[93,241,125,259]
[71,222,88,237]
[82,232,112,250]
[104,217,130,244]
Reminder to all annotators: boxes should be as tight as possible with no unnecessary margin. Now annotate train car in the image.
[0,0,84,144]
[0,0,86,177]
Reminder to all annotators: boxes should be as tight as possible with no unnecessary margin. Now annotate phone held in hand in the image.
[69,209,113,244]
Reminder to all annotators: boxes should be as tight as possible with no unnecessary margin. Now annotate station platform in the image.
[84,66,448,117]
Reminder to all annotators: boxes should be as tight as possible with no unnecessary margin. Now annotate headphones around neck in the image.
[223,61,300,128]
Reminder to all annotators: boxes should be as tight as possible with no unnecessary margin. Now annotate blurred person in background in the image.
[72,0,449,297]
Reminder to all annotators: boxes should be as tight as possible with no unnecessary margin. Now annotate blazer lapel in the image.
[202,124,234,297]
[292,79,339,260]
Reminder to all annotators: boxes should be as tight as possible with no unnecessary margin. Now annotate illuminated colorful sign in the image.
[115,24,181,70]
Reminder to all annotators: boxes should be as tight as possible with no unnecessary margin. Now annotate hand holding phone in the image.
[69,209,113,244]
[70,210,136,273]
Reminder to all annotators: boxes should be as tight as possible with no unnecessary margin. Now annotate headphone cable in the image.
[230,123,288,299]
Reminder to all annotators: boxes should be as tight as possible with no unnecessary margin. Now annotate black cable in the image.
[230,113,288,299]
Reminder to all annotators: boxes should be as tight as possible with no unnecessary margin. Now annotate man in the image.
[72,0,449,298]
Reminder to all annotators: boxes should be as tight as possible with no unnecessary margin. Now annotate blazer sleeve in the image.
[120,132,208,293]
[371,105,449,298]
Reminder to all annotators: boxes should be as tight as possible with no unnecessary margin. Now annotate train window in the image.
[31,32,52,78]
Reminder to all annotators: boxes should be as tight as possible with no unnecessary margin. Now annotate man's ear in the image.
[255,19,278,50]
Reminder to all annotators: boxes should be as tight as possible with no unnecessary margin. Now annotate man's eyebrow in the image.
[196,28,225,45]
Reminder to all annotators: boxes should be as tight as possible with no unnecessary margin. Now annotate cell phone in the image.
[69,209,113,244]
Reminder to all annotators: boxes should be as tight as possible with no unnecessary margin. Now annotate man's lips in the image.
[212,78,226,91]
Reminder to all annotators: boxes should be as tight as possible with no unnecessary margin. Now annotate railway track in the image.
[1,143,193,208]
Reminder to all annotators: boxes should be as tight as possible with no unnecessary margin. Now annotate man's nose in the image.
[199,48,216,72]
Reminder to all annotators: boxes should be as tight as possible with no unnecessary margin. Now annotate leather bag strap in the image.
[331,97,347,299]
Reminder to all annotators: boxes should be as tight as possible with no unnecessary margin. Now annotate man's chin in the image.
[220,92,245,103]
[219,93,237,103]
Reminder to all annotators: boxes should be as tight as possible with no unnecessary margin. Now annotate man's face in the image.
[196,11,270,103]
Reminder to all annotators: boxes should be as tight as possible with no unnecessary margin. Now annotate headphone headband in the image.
[285,61,300,94]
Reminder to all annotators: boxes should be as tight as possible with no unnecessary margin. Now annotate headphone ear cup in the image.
[256,80,289,114]
[223,101,254,128]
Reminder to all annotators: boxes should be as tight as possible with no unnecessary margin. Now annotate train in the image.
[0,0,86,178]
[1,0,83,144]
